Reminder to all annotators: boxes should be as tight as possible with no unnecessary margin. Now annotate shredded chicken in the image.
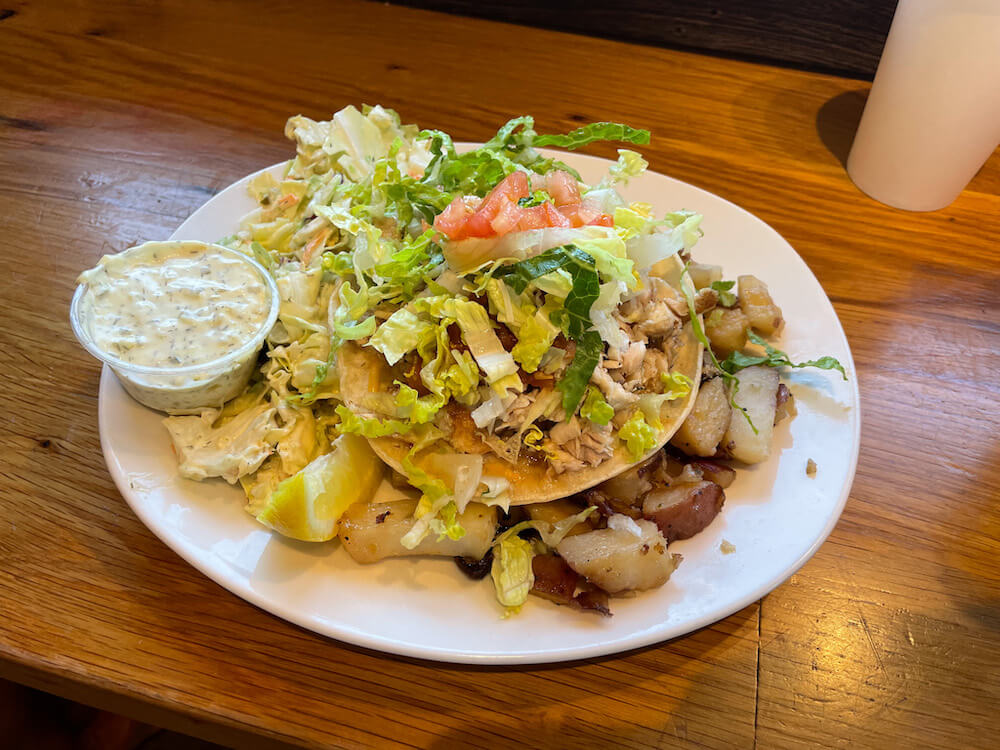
[590,366,639,410]
[545,419,615,474]
[620,339,646,378]
[620,277,684,339]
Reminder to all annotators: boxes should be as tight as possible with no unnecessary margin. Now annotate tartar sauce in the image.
[73,241,278,413]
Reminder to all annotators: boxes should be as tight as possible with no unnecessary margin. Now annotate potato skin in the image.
[671,376,732,457]
[738,275,784,335]
[339,499,497,564]
[642,480,726,543]
[688,459,737,488]
[723,365,779,464]
[557,518,679,594]
[705,307,750,355]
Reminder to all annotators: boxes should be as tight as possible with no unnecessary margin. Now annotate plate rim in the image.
[98,149,861,665]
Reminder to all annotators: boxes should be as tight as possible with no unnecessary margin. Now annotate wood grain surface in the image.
[1,1,998,748]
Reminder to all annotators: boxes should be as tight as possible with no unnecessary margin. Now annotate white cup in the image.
[846,0,1000,211]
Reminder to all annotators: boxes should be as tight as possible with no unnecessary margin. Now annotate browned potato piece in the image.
[596,452,665,503]
[774,382,797,424]
[723,365,779,464]
[738,275,784,335]
[671,377,732,456]
[642,480,725,543]
[526,499,593,537]
[687,262,723,290]
[531,554,579,605]
[688,459,737,488]
[557,517,679,593]
[339,499,497,563]
[705,307,750,355]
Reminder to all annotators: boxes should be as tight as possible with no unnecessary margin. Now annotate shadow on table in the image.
[815,89,868,167]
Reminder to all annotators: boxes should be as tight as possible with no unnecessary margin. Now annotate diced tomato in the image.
[543,201,571,228]
[515,204,550,231]
[588,213,615,227]
[434,170,590,240]
[433,195,481,239]
[477,171,530,217]
[545,170,582,207]
[490,196,522,235]
[459,172,530,238]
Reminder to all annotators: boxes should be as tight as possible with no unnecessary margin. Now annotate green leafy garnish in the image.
[493,245,604,415]
[660,371,694,400]
[559,330,603,417]
[534,123,651,150]
[710,280,737,307]
[517,190,553,208]
[580,386,614,425]
[334,405,413,438]
[493,244,594,294]
[619,410,657,461]
[722,331,847,380]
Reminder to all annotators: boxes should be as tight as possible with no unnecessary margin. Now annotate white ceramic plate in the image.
[98,149,860,664]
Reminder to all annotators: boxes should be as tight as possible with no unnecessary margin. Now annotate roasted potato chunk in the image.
[723,365,779,464]
[339,499,497,563]
[738,275,784,335]
[557,517,679,594]
[705,307,750,355]
[642,480,725,543]
[671,376,732,457]
[688,459,737,488]
[687,262,723,291]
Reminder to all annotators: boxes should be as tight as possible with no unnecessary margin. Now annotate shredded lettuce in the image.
[491,534,535,614]
[722,331,848,379]
[335,405,413,438]
[580,387,614,425]
[510,298,561,373]
[606,149,648,185]
[533,122,650,150]
[559,330,603,417]
[394,383,446,424]
[368,308,435,365]
[490,506,597,614]
[660,371,694,400]
[619,410,657,461]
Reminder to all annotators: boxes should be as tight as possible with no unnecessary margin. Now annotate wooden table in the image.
[2,1,998,747]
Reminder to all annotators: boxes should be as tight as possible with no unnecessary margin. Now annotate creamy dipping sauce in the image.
[79,242,270,367]
[73,241,278,413]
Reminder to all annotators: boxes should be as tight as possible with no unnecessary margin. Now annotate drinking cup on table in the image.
[846,0,1000,211]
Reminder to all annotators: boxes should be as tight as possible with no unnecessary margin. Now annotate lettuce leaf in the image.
[510,298,560,373]
[619,410,657,461]
[368,308,435,365]
[607,149,648,185]
[558,330,603,417]
[334,405,413,438]
[660,371,694,399]
[580,386,614,425]
[534,123,651,149]
[491,534,535,613]
[722,331,848,380]
[710,280,737,307]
